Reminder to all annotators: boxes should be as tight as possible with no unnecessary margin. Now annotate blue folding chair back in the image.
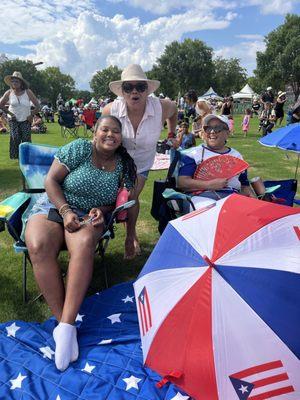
[264,179,298,207]
[58,109,79,138]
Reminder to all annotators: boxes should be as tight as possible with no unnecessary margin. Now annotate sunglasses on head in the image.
[122,82,148,93]
[203,125,228,134]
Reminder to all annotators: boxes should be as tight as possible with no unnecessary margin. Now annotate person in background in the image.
[184,90,198,120]
[102,64,177,259]
[25,115,136,371]
[261,87,275,106]
[242,108,251,138]
[259,102,276,136]
[251,98,261,116]
[0,71,40,159]
[273,91,286,126]
[31,112,44,133]
[221,96,233,116]
[177,121,196,150]
[228,115,235,136]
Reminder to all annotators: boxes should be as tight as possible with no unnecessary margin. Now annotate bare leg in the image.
[60,223,104,324]
[125,174,146,259]
[25,215,65,320]
[53,222,103,371]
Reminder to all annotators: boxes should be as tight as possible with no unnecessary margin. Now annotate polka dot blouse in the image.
[55,139,133,213]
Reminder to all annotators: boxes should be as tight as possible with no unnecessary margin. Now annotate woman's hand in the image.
[207,178,228,190]
[63,211,81,233]
[89,208,104,227]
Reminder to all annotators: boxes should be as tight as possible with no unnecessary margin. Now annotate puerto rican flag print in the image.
[134,194,300,400]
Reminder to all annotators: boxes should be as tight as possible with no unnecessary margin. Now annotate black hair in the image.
[94,115,137,185]
[184,90,198,103]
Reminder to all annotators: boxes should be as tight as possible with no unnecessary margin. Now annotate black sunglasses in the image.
[203,125,228,134]
[122,82,148,93]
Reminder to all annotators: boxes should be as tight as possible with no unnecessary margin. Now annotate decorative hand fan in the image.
[194,154,249,181]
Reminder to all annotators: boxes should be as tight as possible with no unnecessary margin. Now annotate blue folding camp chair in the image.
[0,142,135,302]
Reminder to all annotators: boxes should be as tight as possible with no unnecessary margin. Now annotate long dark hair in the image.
[94,115,137,185]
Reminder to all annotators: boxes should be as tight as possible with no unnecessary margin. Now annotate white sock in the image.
[53,322,79,371]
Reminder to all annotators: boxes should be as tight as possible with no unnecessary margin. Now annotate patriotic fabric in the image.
[0,282,189,399]
[134,194,300,400]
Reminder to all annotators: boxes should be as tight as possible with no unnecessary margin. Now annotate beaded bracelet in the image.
[61,209,73,219]
[58,203,70,216]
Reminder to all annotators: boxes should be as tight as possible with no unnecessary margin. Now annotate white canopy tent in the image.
[200,87,223,100]
[232,84,256,100]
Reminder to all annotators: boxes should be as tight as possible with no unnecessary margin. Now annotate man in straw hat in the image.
[0,71,40,159]
[102,64,177,259]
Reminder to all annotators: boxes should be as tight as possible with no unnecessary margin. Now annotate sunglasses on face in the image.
[203,125,228,134]
[121,82,148,93]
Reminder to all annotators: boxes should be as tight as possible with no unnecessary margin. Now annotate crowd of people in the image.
[0,66,299,372]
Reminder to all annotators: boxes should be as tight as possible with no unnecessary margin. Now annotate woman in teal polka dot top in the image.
[25,115,137,371]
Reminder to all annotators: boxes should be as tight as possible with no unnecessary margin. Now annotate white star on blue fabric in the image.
[107,313,121,324]
[123,375,141,390]
[6,322,20,337]
[98,339,113,345]
[170,393,190,400]
[81,362,96,373]
[122,295,134,303]
[39,346,55,359]
[75,313,85,322]
[239,384,249,394]
[10,373,27,390]
[56,396,61,400]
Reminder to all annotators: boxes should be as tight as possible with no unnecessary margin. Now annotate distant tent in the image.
[200,87,223,100]
[232,84,256,100]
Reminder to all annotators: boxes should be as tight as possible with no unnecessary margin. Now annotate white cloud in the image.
[236,34,264,40]
[247,0,299,15]
[20,5,236,88]
[214,39,266,75]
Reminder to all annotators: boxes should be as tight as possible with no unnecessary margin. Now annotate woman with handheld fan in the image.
[177,114,253,208]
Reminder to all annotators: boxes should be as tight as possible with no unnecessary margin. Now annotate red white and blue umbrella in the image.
[134,194,300,400]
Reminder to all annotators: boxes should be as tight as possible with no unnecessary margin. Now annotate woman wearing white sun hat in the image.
[0,71,40,159]
[102,64,177,259]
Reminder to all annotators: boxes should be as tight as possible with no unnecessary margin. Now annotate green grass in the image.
[0,116,298,322]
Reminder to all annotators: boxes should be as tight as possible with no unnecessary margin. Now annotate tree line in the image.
[0,14,299,104]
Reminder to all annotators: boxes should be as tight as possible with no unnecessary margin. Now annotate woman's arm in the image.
[177,175,228,192]
[161,99,177,134]
[45,159,81,232]
[0,90,15,118]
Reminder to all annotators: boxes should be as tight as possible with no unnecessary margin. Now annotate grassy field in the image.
[0,115,298,323]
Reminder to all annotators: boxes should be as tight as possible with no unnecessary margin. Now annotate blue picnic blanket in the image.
[0,282,189,399]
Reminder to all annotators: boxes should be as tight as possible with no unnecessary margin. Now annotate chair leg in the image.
[22,253,27,303]
[98,237,110,289]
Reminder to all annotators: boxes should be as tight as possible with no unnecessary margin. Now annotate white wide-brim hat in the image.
[4,71,29,89]
[109,64,160,97]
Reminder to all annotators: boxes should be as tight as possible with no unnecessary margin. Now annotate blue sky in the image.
[0,0,299,89]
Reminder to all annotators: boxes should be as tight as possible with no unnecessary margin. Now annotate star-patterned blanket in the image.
[0,282,190,399]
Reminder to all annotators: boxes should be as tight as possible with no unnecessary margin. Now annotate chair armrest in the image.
[0,192,31,219]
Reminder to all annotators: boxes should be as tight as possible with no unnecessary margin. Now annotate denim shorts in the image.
[27,193,86,221]
[138,170,150,179]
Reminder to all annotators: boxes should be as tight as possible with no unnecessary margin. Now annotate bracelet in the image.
[61,209,73,219]
[58,203,70,215]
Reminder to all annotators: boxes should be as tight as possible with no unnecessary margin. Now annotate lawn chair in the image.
[58,109,79,138]
[0,142,135,302]
[82,108,96,137]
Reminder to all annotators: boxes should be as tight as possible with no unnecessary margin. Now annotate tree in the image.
[72,90,92,104]
[213,57,247,96]
[40,67,75,107]
[255,14,300,100]
[90,65,122,99]
[0,59,46,97]
[148,39,214,99]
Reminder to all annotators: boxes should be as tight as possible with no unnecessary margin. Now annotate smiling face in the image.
[121,80,148,108]
[202,118,229,151]
[93,117,122,153]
